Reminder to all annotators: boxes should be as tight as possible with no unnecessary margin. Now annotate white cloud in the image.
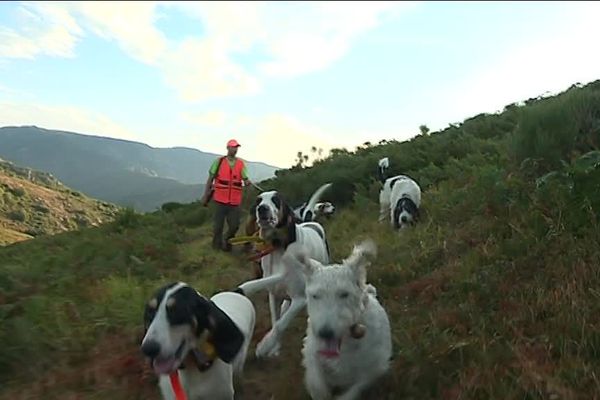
[161,37,260,101]
[0,1,409,101]
[260,1,409,77]
[0,2,82,59]
[73,2,167,65]
[0,100,139,141]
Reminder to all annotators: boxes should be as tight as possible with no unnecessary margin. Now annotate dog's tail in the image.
[303,183,332,222]
[377,157,389,184]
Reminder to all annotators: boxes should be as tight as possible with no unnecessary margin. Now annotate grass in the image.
[0,226,32,245]
[0,80,599,399]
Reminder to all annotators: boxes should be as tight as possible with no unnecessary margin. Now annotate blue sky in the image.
[1,1,599,168]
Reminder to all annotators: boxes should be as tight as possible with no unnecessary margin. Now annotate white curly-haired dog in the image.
[236,190,330,359]
[284,240,392,400]
[379,175,421,229]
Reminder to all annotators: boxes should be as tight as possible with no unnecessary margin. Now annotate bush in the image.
[161,202,185,213]
[8,186,25,197]
[32,203,49,213]
[172,205,210,227]
[512,86,600,170]
[112,207,140,230]
[7,210,26,222]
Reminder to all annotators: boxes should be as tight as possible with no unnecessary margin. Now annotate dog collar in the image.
[228,233,276,262]
[178,335,218,372]
[169,372,187,400]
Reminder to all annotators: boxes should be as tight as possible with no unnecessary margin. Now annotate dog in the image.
[378,174,421,229]
[293,183,333,222]
[236,190,330,358]
[388,175,421,229]
[314,201,335,219]
[141,282,255,400]
[284,239,392,400]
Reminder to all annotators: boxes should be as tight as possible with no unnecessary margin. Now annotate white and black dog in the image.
[293,183,334,222]
[314,201,336,219]
[379,175,421,229]
[237,190,330,358]
[141,282,255,400]
[285,239,392,400]
[377,157,421,229]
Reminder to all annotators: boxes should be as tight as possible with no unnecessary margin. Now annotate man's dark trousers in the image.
[212,201,241,251]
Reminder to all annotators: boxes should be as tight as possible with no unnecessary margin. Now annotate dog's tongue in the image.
[318,339,341,358]
[153,357,177,375]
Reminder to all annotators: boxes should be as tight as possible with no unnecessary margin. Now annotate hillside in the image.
[0,158,120,246]
[0,80,599,399]
[0,126,278,212]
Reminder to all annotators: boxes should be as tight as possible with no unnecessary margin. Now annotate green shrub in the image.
[161,201,185,213]
[7,210,26,222]
[172,204,210,227]
[512,86,600,170]
[112,207,140,230]
[8,186,25,197]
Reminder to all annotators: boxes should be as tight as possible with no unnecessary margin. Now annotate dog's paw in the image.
[255,330,281,358]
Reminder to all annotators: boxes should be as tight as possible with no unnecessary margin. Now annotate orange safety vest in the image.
[213,157,244,206]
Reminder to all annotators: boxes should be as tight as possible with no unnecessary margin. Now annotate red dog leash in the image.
[169,372,187,400]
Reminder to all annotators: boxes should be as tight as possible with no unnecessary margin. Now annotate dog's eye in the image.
[338,291,349,299]
[272,195,281,208]
[144,309,156,327]
[311,294,321,300]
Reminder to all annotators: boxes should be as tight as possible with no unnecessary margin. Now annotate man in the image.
[202,139,252,252]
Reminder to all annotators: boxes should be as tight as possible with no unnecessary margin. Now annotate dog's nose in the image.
[257,205,269,217]
[317,327,335,340]
[401,215,408,223]
[141,340,161,359]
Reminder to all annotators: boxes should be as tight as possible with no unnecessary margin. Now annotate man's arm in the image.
[201,173,214,206]
[202,159,219,206]
[242,162,251,187]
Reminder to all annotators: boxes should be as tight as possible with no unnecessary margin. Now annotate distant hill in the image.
[0,158,119,245]
[0,126,278,211]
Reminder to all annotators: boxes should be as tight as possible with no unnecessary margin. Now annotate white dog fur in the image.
[141,282,255,400]
[285,240,392,400]
[379,175,421,229]
[238,190,330,358]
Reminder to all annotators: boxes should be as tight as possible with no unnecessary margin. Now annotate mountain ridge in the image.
[0,126,278,211]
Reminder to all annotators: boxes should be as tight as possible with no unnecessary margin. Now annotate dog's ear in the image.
[344,239,377,288]
[393,202,401,229]
[284,204,297,244]
[204,301,245,364]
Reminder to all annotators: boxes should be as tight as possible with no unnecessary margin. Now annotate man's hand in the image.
[201,191,212,207]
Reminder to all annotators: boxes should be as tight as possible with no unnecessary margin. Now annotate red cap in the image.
[226,139,240,148]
